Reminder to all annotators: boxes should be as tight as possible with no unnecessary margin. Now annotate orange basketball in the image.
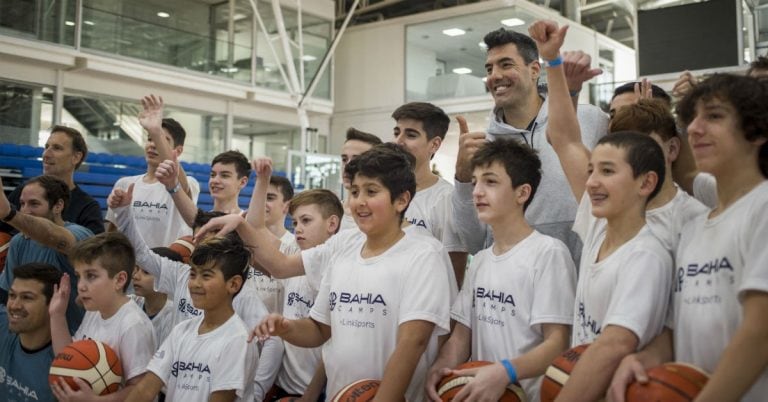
[331,379,385,402]
[169,235,195,263]
[49,339,123,395]
[437,361,526,402]
[626,362,709,402]
[540,344,590,402]
[276,397,300,402]
[0,232,12,273]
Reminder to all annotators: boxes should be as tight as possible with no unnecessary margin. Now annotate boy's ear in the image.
[52,199,65,215]
[394,190,412,215]
[239,176,248,189]
[227,275,244,296]
[326,215,340,235]
[429,136,443,155]
[114,271,129,292]
[667,137,681,164]
[639,171,660,198]
[515,183,533,206]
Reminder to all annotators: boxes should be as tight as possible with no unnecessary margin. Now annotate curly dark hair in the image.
[747,56,768,76]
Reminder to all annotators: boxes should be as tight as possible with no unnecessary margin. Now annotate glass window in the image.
[406,8,537,102]
[0,79,54,145]
[232,118,299,171]
[0,0,75,46]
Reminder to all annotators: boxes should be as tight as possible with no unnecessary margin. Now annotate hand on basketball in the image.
[251,313,293,342]
[455,116,487,183]
[252,157,273,178]
[49,273,71,318]
[450,363,508,402]
[425,366,454,402]
[193,213,244,243]
[107,183,134,209]
[50,376,95,401]
[606,354,649,402]
[156,154,179,191]
[528,20,568,61]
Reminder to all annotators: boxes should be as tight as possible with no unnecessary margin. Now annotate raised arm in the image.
[139,95,192,197]
[245,158,276,231]
[529,20,591,201]
[0,177,78,255]
[155,153,198,227]
[49,274,73,354]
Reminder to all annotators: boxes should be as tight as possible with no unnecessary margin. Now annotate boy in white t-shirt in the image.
[426,138,576,402]
[339,128,383,231]
[49,232,156,401]
[126,233,259,402]
[130,246,183,348]
[609,74,768,402]
[529,20,673,401]
[198,144,454,402]
[392,102,468,285]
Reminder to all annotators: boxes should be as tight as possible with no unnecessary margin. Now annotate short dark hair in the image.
[470,138,542,210]
[50,125,88,169]
[161,118,186,147]
[151,246,184,263]
[269,176,294,202]
[345,143,416,219]
[346,128,382,146]
[483,28,539,64]
[193,209,227,231]
[391,102,450,141]
[70,232,135,292]
[747,56,768,76]
[212,150,251,179]
[611,82,672,106]
[22,175,70,210]
[609,99,678,141]
[597,131,666,202]
[189,233,250,297]
[12,263,62,303]
[289,189,344,233]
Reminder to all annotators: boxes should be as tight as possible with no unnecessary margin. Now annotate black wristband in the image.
[2,206,17,222]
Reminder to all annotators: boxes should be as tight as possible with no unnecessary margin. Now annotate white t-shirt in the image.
[74,300,155,381]
[105,174,200,248]
[404,177,466,253]
[305,229,453,402]
[147,314,259,402]
[692,173,718,209]
[452,231,575,402]
[571,195,673,348]
[672,181,768,402]
[244,232,300,314]
[128,295,175,348]
[646,187,708,258]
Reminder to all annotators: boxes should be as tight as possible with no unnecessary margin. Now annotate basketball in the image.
[331,379,384,402]
[0,232,12,273]
[437,361,526,402]
[540,344,590,402]
[626,362,709,402]
[276,397,300,402]
[169,235,195,263]
[49,339,123,395]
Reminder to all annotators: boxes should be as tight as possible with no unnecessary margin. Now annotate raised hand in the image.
[634,78,653,100]
[672,71,698,99]
[250,313,293,342]
[252,157,273,179]
[139,94,164,132]
[454,116,487,183]
[528,20,568,61]
[156,153,179,190]
[563,50,602,93]
[48,273,71,318]
[107,183,134,209]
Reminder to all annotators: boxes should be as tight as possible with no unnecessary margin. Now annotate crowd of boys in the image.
[0,16,766,402]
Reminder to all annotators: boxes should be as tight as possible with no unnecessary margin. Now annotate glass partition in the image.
[0,0,76,46]
[0,79,54,145]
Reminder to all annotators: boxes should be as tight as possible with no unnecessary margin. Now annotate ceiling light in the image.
[220,67,238,73]
[453,67,472,75]
[301,55,317,61]
[84,20,95,26]
[442,28,466,37]
[157,11,170,18]
[478,41,487,49]
[64,21,75,26]
[501,18,525,27]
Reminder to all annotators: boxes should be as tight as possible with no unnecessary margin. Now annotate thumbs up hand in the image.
[455,115,488,183]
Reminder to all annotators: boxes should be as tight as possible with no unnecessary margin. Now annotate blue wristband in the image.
[501,359,518,383]
[543,55,563,68]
